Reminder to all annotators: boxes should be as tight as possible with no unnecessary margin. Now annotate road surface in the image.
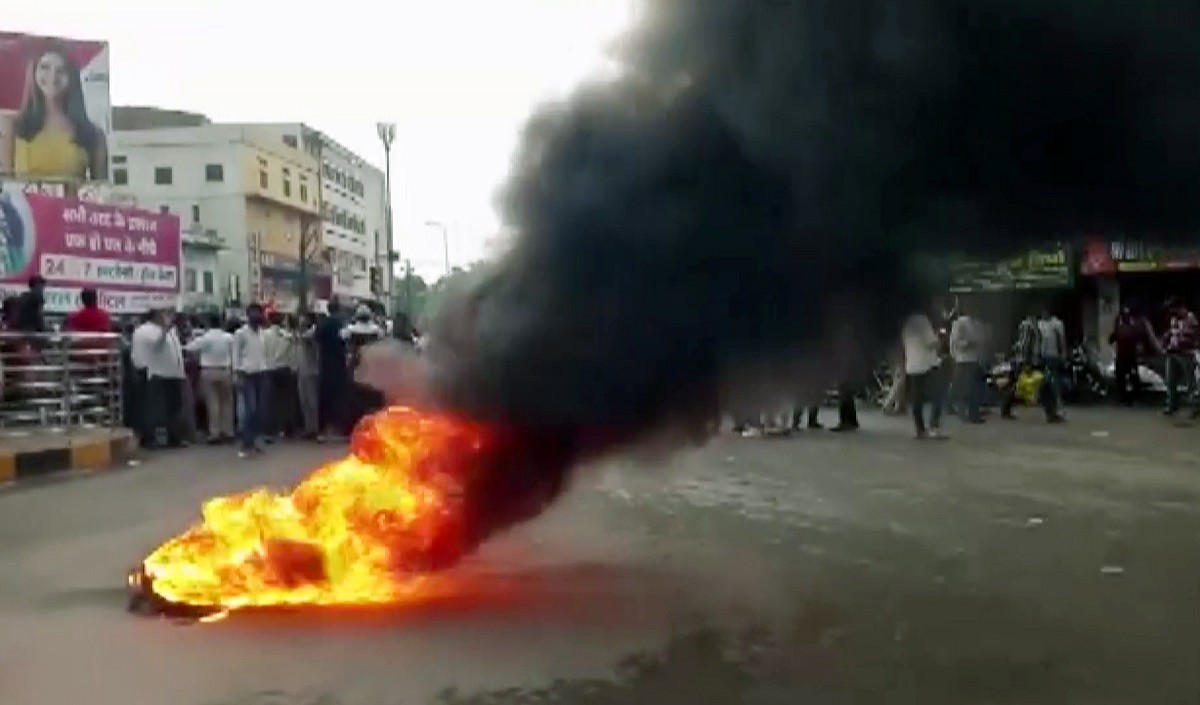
[2,408,1199,704]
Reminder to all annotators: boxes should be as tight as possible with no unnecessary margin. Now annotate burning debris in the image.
[130,407,569,616]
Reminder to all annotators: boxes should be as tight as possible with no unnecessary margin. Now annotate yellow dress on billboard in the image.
[14,129,90,180]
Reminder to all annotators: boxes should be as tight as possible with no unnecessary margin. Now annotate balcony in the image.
[182,224,225,250]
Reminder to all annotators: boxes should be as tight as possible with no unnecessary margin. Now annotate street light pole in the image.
[425,220,450,277]
[376,122,397,315]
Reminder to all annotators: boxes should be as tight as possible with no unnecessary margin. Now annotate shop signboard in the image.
[948,245,1071,293]
[1080,237,1200,275]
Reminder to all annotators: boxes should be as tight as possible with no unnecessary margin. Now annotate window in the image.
[205,163,224,182]
[283,134,298,148]
[300,184,308,202]
[259,171,268,189]
[185,268,197,292]
[202,271,214,294]
[191,204,200,223]
[154,167,173,185]
[283,180,292,197]
[159,205,170,215]
[112,168,128,185]
[111,155,127,164]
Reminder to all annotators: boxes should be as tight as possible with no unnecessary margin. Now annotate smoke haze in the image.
[422,0,1199,436]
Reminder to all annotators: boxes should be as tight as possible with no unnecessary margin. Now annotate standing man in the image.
[141,308,188,448]
[1036,308,1068,423]
[186,314,235,443]
[129,312,156,446]
[830,381,859,433]
[1161,296,1199,419]
[263,312,297,440]
[902,306,947,440]
[13,275,47,333]
[950,305,984,424]
[63,288,112,336]
[233,303,271,457]
[314,300,349,441]
[296,313,321,440]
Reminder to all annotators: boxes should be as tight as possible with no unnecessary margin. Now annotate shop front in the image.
[947,244,1077,350]
[1079,237,1200,349]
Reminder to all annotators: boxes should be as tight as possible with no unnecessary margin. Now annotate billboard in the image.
[0,32,111,183]
[0,192,181,314]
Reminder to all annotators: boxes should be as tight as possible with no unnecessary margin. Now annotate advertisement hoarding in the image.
[0,192,181,314]
[0,32,111,183]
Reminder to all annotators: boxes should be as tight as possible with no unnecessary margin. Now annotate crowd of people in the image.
[1,275,421,459]
[4,274,1200,451]
[727,295,1200,442]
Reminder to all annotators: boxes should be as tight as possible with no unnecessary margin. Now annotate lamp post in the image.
[376,122,397,314]
[425,220,450,277]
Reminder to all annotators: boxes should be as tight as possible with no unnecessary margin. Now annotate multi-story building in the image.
[111,120,331,312]
[303,128,389,308]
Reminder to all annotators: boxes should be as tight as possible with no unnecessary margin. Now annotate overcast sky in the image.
[7,0,631,280]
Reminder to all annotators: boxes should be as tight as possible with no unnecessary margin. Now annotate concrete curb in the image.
[0,429,138,484]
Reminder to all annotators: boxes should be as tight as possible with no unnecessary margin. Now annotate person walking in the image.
[949,306,984,424]
[1000,311,1041,419]
[233,304,271,457]
[1109,306,1151,406]
[185,314,235,443]
[902,307,947,439]
[1161,296,1199,419]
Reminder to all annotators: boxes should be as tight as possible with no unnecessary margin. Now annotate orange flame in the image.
[140,406,493,611]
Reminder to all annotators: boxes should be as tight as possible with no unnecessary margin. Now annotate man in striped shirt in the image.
[1162,297,1199,418]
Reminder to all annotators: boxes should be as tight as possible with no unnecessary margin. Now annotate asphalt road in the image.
[2,407,1199,705]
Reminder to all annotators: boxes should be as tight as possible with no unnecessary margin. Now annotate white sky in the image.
[6,0,633,281]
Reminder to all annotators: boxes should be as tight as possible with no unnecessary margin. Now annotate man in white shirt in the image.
[902,308,948,440]
[138,307,188,448]
[232,303,270,457]
[186,313,235,443]
[1036,308,1068,421]
[949,307,985,423]
[263,312,297,439]
[128,313,156,446]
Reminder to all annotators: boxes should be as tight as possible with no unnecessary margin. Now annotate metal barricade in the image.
[0,331,124,430]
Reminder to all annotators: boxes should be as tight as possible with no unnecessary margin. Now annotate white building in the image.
[309,130,389,306]
[110,115,389,313]
[110,124,250,311]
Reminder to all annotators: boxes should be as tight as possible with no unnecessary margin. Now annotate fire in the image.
[139,406,494,612]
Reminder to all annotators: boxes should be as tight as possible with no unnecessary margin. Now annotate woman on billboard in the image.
[1,44,107,181]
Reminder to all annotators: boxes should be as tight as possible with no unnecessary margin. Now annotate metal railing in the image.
[0,331,124,431]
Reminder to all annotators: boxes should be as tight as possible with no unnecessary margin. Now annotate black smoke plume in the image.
[371,0,1200,559]
[426,0,1200,429]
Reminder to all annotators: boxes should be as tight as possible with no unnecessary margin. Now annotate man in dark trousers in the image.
[314,299,349,441]
[831,381,859,432]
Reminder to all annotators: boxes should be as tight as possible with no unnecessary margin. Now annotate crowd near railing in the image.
[0,331,124,430]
